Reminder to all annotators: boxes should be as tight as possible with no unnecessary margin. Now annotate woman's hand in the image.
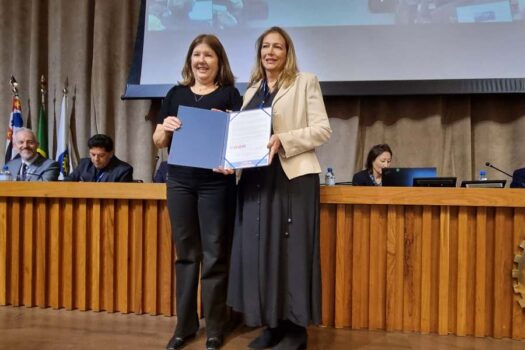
[213,166,235,175]
[267,135,281,164]
[162,116,182,132]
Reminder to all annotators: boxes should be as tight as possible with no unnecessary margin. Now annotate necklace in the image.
[191,83,217,103]
[194,93,205,102]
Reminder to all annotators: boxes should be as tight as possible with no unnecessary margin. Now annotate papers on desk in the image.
[168,105,272,169]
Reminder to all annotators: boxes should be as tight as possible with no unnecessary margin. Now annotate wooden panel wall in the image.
[2,184,525,340]
[320,202,525,340]
[0,189,174,316]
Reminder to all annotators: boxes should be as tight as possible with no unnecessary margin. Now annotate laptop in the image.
[413,177,457,187]
[382,167,437,187]
[460,180,506,188]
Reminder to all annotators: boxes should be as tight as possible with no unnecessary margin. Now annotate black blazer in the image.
[352,169,376,186]
[511,167,525,188]
[64,156,133,182]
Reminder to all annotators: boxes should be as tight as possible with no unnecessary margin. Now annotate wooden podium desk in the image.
[0,182,171,316]
[320,186,525,340]
[1,183,525,339]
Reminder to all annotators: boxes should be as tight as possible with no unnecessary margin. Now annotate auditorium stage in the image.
[0,306,523,350]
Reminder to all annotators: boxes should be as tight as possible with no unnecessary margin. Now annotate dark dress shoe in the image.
[271,326,307,350]
[248,327,285,349]
[166,333,195,350]
[205,336,223,350]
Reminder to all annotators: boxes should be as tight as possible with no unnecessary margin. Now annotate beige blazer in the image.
[242,72,332,180]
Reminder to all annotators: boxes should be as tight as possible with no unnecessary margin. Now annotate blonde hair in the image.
[248,26,298,89]
[180,34,235,87]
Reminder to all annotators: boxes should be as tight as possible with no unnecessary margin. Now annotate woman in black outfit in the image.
[153,34,242,350]
[223,27,332,350]
[352,144,393,186]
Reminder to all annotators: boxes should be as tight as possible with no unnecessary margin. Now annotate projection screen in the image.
[123,0,525,98]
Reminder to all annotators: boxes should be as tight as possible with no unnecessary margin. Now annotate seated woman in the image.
[352,144,392,186]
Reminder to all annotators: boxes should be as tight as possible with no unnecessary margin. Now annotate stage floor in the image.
[0,306,523,349]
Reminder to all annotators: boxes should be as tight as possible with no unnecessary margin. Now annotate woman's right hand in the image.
[162,116,182,132]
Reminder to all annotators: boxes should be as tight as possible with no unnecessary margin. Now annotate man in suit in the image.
[64,134,133,182]
[5,128,59,181]
[511,167,525,188]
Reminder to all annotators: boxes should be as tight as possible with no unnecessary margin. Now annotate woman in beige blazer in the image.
[226,26,332,350]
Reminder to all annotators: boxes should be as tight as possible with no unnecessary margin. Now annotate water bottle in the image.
[479,170,487,181]
[0,165,13,181]
[325,167,335,186]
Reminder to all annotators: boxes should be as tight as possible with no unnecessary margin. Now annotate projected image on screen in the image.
[146,0,524,31]
[127,0,525,97]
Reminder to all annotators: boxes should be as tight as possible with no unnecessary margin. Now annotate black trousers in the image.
[167,173,235,338]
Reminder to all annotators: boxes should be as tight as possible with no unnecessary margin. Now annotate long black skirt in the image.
[227,158,322,328]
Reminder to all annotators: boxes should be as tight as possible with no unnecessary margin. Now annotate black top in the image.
[156,85,242,179]
[243,81,279,110]
[511,167,525,188]
[64,156,133,182]
[352,169,377,186]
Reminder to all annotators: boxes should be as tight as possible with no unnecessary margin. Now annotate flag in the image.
[55,94,72,179]
[68,93,80,168]
[36,100,48,158]
[5,95,23,164]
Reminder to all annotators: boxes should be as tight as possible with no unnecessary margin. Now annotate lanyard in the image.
[95,170,105,182]
[258,80,272,109]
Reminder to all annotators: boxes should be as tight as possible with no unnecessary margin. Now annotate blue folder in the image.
[168,106,229,169]
[168,105,271,169]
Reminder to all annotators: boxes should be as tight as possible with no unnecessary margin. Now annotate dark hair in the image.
[180,34,235,87]
[365,144,392,172]
[88,134,114,152]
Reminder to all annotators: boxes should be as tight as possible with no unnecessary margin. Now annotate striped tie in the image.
[21,163,28,181]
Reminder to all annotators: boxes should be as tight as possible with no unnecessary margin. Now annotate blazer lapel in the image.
[272,82,293,107]
[27,156,43,180]
[242,82,261,110]
[242,78,294,111]
[13,159,22,179]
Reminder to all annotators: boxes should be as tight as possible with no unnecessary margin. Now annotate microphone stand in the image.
[485,162,513,178]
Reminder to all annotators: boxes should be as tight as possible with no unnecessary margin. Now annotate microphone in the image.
[485,162,513,178]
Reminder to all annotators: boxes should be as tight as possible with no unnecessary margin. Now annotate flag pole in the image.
[40,75,46,105]
[63,77,68,96]
[5,76,23,164]
[9,76,19,97]
[37,75,49,158]
[56,78,70,179]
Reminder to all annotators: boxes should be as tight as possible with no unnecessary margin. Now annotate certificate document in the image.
[168,105,272,169]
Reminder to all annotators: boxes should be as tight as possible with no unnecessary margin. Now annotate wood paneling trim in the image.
[320,205,336,326]
[0,199,7,305]
[0,183,165,200]
[334,204,351,328]
[321,187,525,207]
[2,184,525,340]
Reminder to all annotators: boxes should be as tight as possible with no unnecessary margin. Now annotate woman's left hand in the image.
[213,166,235,175]
[267,135,281,164]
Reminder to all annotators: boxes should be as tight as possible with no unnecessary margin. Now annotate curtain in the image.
[0,0,153,180]
[1,0,524,183]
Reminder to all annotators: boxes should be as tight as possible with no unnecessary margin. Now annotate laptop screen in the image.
[382,167,437,187]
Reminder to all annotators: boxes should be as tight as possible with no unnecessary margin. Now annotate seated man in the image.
[510,167,525,188]
[65,134,133,182]
[6,128,59,181]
